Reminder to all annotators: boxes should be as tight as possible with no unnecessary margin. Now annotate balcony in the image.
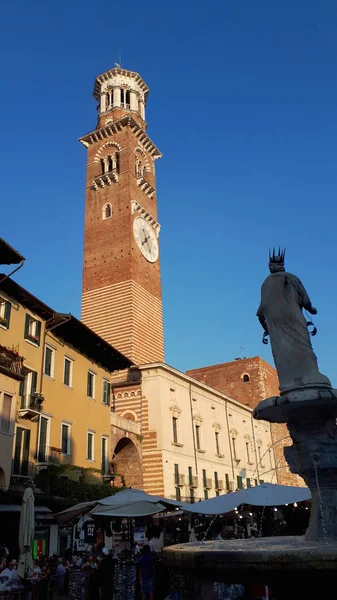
[204,478,212,490]
[189,476,198,489]
[111,412,141,437]
[92,169,119,189]
[174,474,185,487]
[215,479,224,491]
[0,345,25,381]
[11,460,36,480]
[19,393,44,420]
[36,446,72,467]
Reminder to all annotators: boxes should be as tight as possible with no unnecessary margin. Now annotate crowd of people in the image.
[0,538,157,600]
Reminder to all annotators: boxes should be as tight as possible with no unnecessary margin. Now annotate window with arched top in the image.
[243,374,250,383]
[102,203,112,220]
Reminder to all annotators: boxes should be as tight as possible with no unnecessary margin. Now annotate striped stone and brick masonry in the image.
[82,280,164,365]
[111,369,164,496]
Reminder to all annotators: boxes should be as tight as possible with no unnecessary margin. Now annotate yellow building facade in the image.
[0,275,131,493]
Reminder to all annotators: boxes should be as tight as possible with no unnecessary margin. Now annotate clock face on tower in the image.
[133,217,159,263]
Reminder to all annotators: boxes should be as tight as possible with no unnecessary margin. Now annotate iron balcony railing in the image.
[12,460,36,478]
[0,345,25,380]
[37,446,72,465]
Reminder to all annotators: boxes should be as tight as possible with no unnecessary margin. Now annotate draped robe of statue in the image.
[257,271,331,394]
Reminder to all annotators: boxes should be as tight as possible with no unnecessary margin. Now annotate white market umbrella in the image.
[55,488,183,522]
[18,487,35,580]
[92,500,167,518]
[181,483,311,515]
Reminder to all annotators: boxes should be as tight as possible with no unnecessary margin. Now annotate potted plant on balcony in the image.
[32,392,44,405]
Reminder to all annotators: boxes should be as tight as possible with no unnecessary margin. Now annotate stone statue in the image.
[257,248,331,394]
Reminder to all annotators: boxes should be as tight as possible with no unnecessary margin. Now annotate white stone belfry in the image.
[94,67,148,122]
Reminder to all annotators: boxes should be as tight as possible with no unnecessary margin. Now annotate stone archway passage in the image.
[112,437,142,489]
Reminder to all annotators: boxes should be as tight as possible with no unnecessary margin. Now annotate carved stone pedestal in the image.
[254,386,337,540]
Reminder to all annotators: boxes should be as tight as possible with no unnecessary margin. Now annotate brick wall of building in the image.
[187,357,303,487]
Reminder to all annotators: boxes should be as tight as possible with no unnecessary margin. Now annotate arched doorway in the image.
[112,438,142,489]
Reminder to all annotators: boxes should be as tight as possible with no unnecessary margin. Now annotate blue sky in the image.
[1,1,337,382]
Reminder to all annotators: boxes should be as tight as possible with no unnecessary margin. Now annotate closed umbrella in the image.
[18,487,35,580]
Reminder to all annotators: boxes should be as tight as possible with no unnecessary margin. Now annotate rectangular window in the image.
[188,466,193,486]
[172,416,178,444]
[215,431,221,455]
[204,489,208,500]
[61,423,71,455]
[102,380,111,405]
[174,463,179,485]
[87,431,94,461]
[214,471,219,489]
[246,441,251,463]
[24,314,41,346]
[202,469,207,488]
[237,475,243,490]
[13,427,30,476]
[225,473,230,491]
[44,346,54,377]
[102,436,108,473]
[0,299,11,329]
[20,370,38,409]
[190,488,195,503]
[254,479,258,486]
[38,416,49,462]
[195,425,201,450]
[1,394,12,432]
[232,437,238,460]
[87,371,95,399]
[175,487,181,501]
[64,357,73,387]
[215,490,220,497]
[247,478,251,488]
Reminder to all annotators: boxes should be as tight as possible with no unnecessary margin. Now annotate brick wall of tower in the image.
[187,357,303,487]
[81,124,164,364]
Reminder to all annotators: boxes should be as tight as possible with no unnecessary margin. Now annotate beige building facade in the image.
[111,363,276,501]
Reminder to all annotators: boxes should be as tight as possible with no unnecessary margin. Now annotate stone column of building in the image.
[80,67,164,365]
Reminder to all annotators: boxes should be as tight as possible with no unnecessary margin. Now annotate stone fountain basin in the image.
[161,537,337,583]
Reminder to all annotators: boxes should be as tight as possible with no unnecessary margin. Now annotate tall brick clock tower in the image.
[80,67,164,364]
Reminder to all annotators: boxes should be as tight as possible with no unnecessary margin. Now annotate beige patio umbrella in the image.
[18,487,35,580]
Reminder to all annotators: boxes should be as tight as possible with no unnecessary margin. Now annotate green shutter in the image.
[22,429,30,476]
[38,417,48,462]
[24,314,30,339]
[19,378,25,408]
[13,427,23,474]
[87,372,91,397]
[31,371,38,395]
[35,320,41,346]
[107,383,111,405]
[4,302,11,328]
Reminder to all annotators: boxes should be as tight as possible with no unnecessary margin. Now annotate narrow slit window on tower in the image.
[243,374,250,383]
[108,156,113,172]
[126,90,130,107]
[102,204,112,220]
[116,152,120,173]
[101,158,105,174]
[121,89,125,105]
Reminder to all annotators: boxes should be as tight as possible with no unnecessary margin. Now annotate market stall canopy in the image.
[55,489,184,522]
[92,501,167,518]
[180,483,311,515]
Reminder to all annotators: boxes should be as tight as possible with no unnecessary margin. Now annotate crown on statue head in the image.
[269,247,286,266]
